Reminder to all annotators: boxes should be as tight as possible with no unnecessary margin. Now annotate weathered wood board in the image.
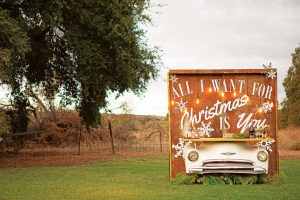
[168,69,278,179]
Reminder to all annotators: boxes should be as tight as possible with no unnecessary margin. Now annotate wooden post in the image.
[159,131,163,153]
[78,126,82,155]
[15,135,20,153]
[108,120,115,154]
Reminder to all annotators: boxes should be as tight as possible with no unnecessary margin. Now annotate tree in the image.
[281,44,300,127]
[0,0,160,130]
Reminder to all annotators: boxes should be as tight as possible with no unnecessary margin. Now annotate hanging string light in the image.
[246,75,250,104]
[233,90,237,97]
[208,74,212,93]
[197,78,200,104]
[257,74,263,113]
[208,85,212,93]
[221,91,225,97]
[221,75,225,98]
[233,78,237,97]
[171,100,174,105]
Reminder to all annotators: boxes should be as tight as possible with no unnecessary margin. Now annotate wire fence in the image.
[0,129,170,155]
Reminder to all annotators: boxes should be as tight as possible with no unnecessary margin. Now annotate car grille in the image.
[201,159,256,174]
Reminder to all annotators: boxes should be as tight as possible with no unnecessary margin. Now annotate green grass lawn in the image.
[0,157,299,200]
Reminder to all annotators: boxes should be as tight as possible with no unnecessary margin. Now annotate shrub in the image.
[291,142,300,150]
[174,174,268,185]
[171,173,195,185]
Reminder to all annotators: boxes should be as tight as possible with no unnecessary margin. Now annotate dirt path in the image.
[0,148,299,169]
[0,149,165,168]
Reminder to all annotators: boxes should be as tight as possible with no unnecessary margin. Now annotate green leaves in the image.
[0,10,30,83]
[0,0,160,129]
[281,45,300,127]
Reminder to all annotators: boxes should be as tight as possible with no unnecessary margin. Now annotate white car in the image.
[183,142,268,174]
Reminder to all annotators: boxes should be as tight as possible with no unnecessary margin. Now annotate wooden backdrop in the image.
[168,69,278,179]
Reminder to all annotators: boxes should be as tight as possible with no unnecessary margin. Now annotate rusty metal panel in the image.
[168,69,278,178]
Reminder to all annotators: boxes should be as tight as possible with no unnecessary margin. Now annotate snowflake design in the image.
[261,101,273,113]
[255,140,275,152]
[172,138,192,158]
[263,62,272,69]
[266,69,276,80]
[197,122,214,137]
[177,98,187,112]
[169,75,179,84]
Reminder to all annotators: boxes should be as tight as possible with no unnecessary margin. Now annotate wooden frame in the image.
[168,69,278,179]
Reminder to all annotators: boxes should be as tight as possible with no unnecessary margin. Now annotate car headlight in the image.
[257,151,268,162]
[188,151,199,162]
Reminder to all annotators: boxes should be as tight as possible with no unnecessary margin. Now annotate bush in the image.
[173,174,269,185]
[171,173,195,185]
[202,175,226,185]
[291,142,300,150]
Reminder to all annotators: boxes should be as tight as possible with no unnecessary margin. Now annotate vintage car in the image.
[183,142,269,174]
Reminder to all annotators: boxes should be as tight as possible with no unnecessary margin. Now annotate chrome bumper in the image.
[188,159,267,174]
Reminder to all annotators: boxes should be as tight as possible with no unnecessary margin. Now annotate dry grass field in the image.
[278,128,300,149]
[278,128,300,159]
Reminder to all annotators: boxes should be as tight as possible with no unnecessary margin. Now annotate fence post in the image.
[159,131,163,153]
[108,120,115,154]
[15,135,20,153]
[78,126,82,155]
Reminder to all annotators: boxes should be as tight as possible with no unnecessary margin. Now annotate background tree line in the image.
[279,44,300,128]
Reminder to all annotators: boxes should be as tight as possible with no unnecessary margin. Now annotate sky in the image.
[108,0,300,116]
